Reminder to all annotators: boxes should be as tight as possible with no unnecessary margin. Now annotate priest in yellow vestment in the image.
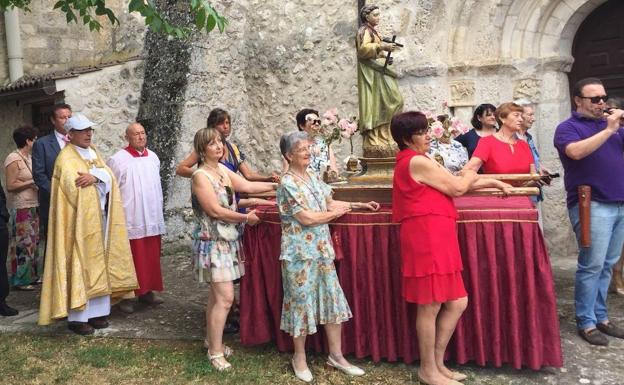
[39,114,138,334]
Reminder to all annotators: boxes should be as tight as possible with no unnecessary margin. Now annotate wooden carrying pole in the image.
[480,173,542,187]
[243,186,541,201]
[465,187,540,197]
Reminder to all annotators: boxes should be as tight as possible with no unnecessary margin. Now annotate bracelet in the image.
[349,202,353,209]
[243,213,249,224]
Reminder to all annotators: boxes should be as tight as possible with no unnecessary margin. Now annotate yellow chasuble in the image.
[39,145,138,325]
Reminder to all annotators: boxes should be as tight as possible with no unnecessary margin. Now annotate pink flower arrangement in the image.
[322,108,339,125]
[427,114,470,141]
[450,117,470,136]
[320,108,358,148]
[338,118,358,138]
[425,102,470,141]
[430,120,445,138]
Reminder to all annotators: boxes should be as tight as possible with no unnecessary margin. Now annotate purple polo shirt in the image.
[554,111,624,208]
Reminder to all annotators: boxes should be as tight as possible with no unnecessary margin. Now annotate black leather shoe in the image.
[88,316,109,329]
[597,322,624,339]
[578,328,608,346]
[223,320,240,334]
[0,302,18,316]
[68,321,95,335]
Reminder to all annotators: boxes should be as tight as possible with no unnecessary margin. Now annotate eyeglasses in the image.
[293,145,312,153]
[579,95,608,104]
[307,118,321,125]
[225,186,234,206]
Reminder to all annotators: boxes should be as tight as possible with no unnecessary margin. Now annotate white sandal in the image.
[203,339,233,357]
[207,351,232,371]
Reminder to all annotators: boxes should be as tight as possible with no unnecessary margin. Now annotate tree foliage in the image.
[0,0,227,37]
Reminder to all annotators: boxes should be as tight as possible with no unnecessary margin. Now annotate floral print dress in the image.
[191,168,244,283]
[307,136,330,175]
[428,139,469,175]
[277,171,352,337]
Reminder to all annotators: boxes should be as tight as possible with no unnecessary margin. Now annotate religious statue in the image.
[356,4,404,158]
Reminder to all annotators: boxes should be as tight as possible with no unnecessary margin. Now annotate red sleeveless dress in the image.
[392,149,467,304]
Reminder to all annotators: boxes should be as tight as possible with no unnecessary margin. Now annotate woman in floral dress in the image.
[190,127,275,371]
[3,125,42,290]
[277,130,379,382]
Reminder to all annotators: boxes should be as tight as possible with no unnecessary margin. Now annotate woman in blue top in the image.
[277,131,379,382]
[455,103,497,159]
[177,108,279,182]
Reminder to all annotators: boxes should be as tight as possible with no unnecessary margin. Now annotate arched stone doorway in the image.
[569,0,624,98]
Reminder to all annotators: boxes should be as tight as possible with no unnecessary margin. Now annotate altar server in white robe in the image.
[107,123,166,314]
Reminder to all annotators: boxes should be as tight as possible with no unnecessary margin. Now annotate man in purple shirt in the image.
[554,77,624,346]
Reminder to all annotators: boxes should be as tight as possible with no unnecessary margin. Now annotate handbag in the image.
[216,221,241,242]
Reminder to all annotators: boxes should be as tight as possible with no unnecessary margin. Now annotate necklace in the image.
[495,132,517,154]
[286,170,324,210]
[495,132,516,144]
[202,163,224,184]
[287,169,309,182]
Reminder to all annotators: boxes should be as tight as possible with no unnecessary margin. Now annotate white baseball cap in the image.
[64,114,96,131]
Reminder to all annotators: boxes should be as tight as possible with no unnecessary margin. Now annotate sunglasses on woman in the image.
[225,185,234,206]
[305,115,321,125]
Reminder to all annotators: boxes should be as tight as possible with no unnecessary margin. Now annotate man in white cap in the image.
[107,123,166,313]
[38,114,138,335]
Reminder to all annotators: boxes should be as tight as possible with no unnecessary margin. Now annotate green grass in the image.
[0,333,544,384]
[0,333,421,384]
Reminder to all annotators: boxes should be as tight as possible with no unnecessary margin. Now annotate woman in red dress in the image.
[391,111,510,385]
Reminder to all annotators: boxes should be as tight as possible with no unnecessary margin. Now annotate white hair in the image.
[280,131,310,162]
[514,99,534,108]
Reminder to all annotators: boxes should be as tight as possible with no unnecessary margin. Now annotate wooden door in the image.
[569,0,624,98]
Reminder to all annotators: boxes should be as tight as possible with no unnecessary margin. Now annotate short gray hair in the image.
[280,131,309,162]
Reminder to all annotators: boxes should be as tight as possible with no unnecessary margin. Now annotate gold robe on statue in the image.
[38,145,138,325]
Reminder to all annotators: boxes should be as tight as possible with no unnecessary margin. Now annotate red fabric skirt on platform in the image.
[129,235,163,296]
[400,214,466,304]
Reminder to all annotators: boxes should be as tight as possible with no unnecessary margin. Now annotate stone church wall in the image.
[57,60,146,157]
[0,0,610,260]
[165,0,610,260]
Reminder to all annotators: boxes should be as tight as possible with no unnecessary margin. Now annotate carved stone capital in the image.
[514,78,541,102]
[448,79,476,107]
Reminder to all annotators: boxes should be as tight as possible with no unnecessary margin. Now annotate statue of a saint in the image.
[356,4,404,158]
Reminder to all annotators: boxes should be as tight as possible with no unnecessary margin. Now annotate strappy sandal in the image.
[207,351,232,371]
[203,339,233,357]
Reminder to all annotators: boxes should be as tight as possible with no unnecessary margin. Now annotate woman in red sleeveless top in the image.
[391,112,510,385]
[463,102,534,174]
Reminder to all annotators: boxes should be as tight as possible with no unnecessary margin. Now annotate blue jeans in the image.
[568,201,624,330]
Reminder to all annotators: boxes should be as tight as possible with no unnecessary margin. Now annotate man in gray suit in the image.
[32,103,72,237]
